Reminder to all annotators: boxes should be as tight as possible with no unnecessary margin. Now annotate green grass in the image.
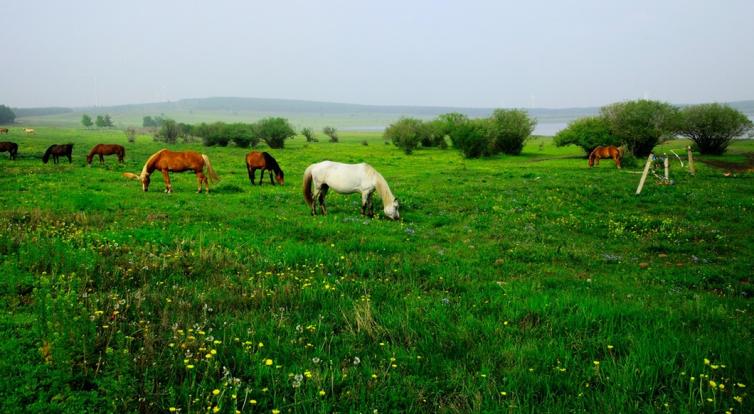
[0,127,752,413]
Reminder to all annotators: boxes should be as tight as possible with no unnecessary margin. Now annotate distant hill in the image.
[12,97,754,135]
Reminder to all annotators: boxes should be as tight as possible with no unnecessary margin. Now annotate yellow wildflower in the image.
[265,359,273,366]
[212,389,220,396]
[704,358,711,365]
[319,390,326,396]
[169,408,176,413]
[710,380,717,388]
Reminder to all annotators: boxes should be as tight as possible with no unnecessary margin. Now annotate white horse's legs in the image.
[318,185,329,215]
[361,190,375,217]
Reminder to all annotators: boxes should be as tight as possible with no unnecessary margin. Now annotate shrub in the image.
[323,126,338,143]
[601,100,680,157]
[124,127,137,144]
[554,116,621,155]
[452,118,491,158]
[678,103,753,155]
[196,122,229,146]
[435,113,470,149]
[154,119,179,144]
[225,123,258,148]
[384,118,425,154]
[0,105,15,124]
[301,127,318,142]
[256,117,295,149]
[487,109,536,155]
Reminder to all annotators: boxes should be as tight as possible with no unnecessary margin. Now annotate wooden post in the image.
[663,153,669,181]
[687,146,695,175]
[636,153,654,195]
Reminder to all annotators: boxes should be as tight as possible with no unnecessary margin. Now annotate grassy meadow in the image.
[0,127,752,413]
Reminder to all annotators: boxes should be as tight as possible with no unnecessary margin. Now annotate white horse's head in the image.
[384,199,400,220]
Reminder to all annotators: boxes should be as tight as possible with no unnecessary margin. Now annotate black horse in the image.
[0,142,18,160]
[43,144,74,164]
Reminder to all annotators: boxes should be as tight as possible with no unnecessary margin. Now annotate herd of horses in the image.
[0,129,625,219]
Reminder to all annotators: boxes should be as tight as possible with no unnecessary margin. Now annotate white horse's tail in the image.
[202,154,220,183]
[303,165,314,208]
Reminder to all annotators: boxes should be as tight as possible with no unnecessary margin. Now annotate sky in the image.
[2,0,754,109]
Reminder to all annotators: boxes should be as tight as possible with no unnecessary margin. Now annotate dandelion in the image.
[272,410,281,414]
[500,391,507,396]
[379,342,385,346]
[371,374,377,379]
[212,389,220,396]
[607,345,614,350]
[304,370,312,379]
[593,361,600,366]
[265,359,273,366]
[258,342,264,348]
[212,406,219,413]
[319,390,326,396]
[719,383,725,390]
[187,365,195,369]
[704,358,711,365]
[169,408,177,413]
[250,400,257,405]
[711,364,719,370]
[312,357,320,364]
[710,380,717,388]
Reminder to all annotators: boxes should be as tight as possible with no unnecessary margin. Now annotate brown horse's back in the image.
[246,151,265,168]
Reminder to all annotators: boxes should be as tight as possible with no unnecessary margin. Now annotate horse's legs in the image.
[311,186,320,215]
[318,185,329,215]
[196,171,206,193]
[99,154,104,164]
[67,152,72,163]
[161,169,172,193]
[614,154,621,169]
[269,170,275,185]
[247,167,254,185]
[367,192,375,217]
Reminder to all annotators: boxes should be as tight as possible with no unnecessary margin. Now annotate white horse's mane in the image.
[368,164,395,204]
[140,149,167,179]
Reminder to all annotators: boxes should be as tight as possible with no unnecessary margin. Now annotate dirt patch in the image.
[698,152,754,172]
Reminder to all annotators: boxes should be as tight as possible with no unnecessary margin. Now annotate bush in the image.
[0,105,16,124]
[225,123,258,148]
[196,122,229,146]
[601,100,680,157]
[124,128,137,144]
[155,119,179,144]
[256,117,295,149]
[678,103,753,155]
[323,126,338,143]
[301,127,318,142]
[384,118,425,154]
[452,118,492,158]
[554,116,621,155]
[435,113,469,149]
[487,109,536,155]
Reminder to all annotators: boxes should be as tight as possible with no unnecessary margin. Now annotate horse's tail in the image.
[42,145,53,163]
[303,165,314,208]
[202,154,220,183]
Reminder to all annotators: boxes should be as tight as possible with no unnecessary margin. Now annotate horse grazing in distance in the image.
[0,142,18,160]
[303,161,400,219]
[589,145,623,169]
[42,144,74,164]
[123,149,219,193]
[24,128,35,134]
[246,151,284,185]
[0,128,9,134]
[87,144,125,165]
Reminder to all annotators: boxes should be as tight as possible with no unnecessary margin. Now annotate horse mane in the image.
[42,145,55,162]
[369,165,395,204]
[262,152,283,178]
[140,149,166,179]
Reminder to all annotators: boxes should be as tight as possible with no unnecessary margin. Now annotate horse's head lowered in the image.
[384,199,400,220]
[123,172,150,191]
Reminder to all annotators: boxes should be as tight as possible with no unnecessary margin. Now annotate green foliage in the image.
[124,127,136,143]
[383,117,425,154]
[323,126,339,142]
[142,116,166,128]
[450,118,491,158]
[80,114,93,128]
[554,116,621,155]
[434,112,469,148]
[301,127,318,142]
[155,119,179,144]
[0,105,15,124]
[487,109,536,155]
[95,114,113,128]
[678,103,753,155]
[256,117,295,149]
[601,100,680,157]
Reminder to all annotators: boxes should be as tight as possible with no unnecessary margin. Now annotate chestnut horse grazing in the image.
[0,128,9,134]
[589,145,623,168]
[123,149,219,193]
[42,144,73,164]
[0,141,18,160]
[87,144,125,165]
[246,151,284,185]
[303,161,400,219]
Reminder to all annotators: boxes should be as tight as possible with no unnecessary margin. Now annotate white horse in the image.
[303,161,400,220]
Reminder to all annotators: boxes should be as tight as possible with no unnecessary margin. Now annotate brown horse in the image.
[0,128,8,134]
[0,141,18,160]
[87,144,125,165]
[589,145,623,169]
[123,149,220,193]
[42,144,73,164]
[246,151,284,185]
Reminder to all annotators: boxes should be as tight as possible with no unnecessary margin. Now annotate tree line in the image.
[554,100,753,156]
[81,114,114,128]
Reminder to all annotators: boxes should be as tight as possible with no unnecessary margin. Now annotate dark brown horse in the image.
[87,144,125,165]
[0,141,18,160]
[123,149,220,193]
[0,128,8,134]
[246,151,284,185]
[42,144,74,164]
[589,145,623,169]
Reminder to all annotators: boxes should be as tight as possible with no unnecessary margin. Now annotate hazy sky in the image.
[2,0,754,108]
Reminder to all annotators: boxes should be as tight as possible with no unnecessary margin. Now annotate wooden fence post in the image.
[663,153,669,181]
[687,146,695,175]
[636,153,654,195]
